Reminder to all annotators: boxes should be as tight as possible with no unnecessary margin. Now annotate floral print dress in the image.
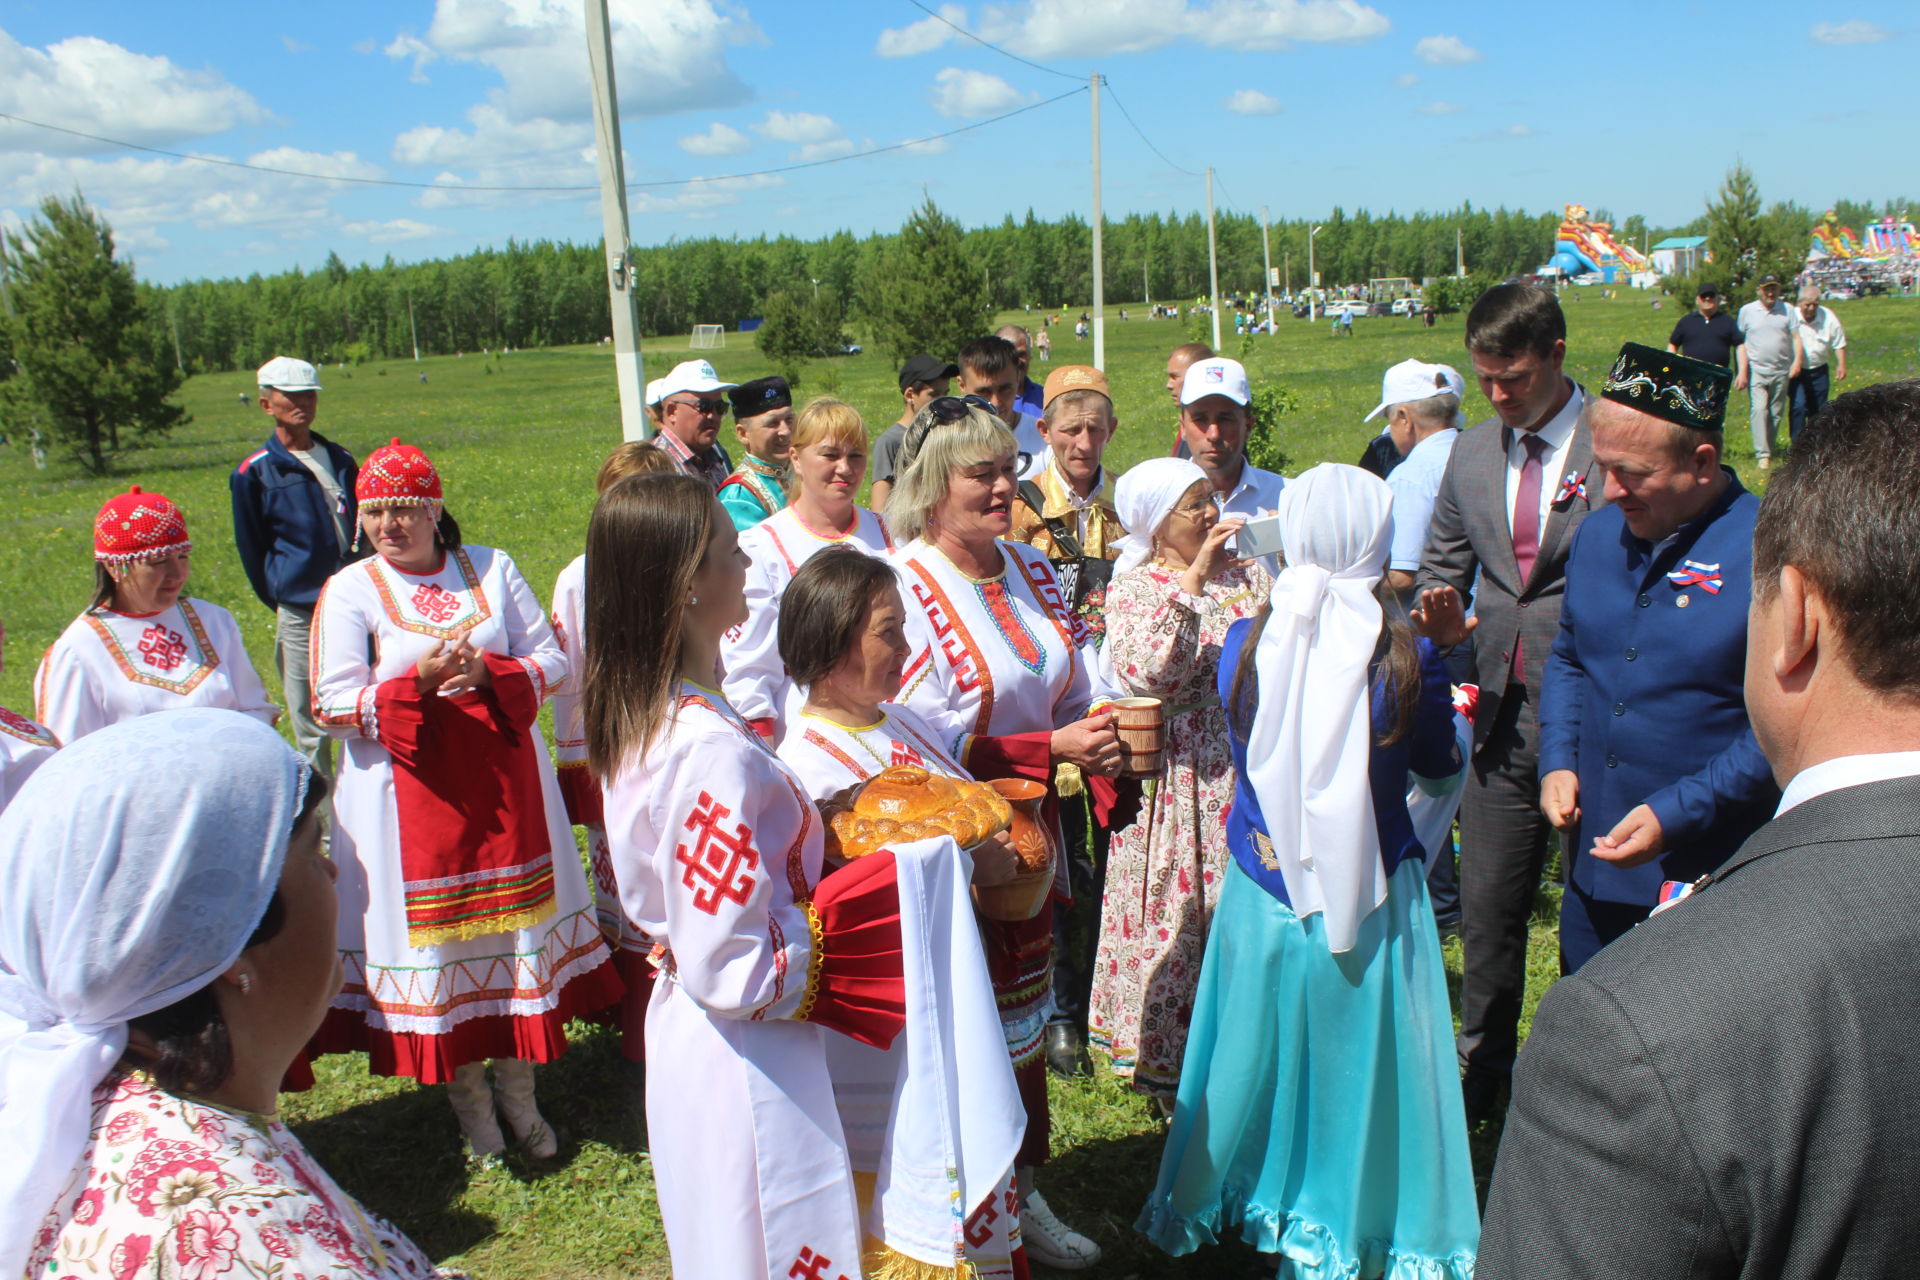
[1088,560,1270,1099]
[27,1073,463,1280]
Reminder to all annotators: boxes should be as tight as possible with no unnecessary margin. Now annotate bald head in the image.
[1166,342,1214,405]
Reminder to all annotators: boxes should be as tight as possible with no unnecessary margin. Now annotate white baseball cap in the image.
[256,355,323,392]
[644,377,665,407]
[1363,359,1465,422]
[1179,357,1251,407]
[654,359,737,401]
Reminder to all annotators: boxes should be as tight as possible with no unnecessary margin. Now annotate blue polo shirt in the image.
[1539,471,1778,906]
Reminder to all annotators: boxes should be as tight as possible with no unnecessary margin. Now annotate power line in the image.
[0,91,1086,194]
[901,0,1084,83]
[1100,81,1201,178]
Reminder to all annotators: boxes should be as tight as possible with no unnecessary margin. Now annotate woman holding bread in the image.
[885,398,1120,1272]
[587,472,1015,1280]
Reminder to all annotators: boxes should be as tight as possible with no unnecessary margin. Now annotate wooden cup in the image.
[1110,697,1165,779]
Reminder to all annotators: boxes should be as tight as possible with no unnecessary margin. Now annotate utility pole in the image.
[1260,204,1275,334]
[1309,223,1324,322]
[407,292,421,362]
[1090,72,1106,369]
[1205,167,1222,349]
[1284,249,1291,296]
[168,310,184,373]
[1142,260,1149,307]
[1456,225,1465,278]
[584,0,649,441]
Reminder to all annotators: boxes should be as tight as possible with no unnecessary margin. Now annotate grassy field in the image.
[3,290,1917,1277]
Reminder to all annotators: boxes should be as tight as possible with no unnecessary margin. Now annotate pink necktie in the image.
[1511,433,1547,677]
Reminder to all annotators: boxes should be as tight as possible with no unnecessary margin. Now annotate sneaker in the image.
[1021,1189,1101,1271]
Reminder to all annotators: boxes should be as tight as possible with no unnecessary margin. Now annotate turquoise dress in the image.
[1137,625,1478,1280]
[717,456,792,531]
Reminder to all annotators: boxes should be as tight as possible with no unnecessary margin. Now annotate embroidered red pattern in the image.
[0,706,56,747]
[366,547,492,639]
[411,582,461,623]
[976,577,1044,673]
[679,691,815,906]
[82,601,220,696]
[788,1247,854,1280]
[890,741,926,768]
[674,791,760,915]
[906,558,996,735]
[801,726,867,781]
[136,623,189,671]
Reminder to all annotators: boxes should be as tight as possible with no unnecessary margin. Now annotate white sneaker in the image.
[1020,1189,1101,1271]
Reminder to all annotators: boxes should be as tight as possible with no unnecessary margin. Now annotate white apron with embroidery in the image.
[310,546,608,1045]
[722,505,894,738]
[33,599,277,745]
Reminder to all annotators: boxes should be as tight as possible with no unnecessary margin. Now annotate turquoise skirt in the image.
[1137,857,1478,1279]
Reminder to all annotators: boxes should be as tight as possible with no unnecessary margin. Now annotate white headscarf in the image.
[1110,457,1209,576]
[0,709,306,1275]
[1245,464,1394,953]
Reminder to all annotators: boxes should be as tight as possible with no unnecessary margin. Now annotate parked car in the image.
[1392,298,1421,316]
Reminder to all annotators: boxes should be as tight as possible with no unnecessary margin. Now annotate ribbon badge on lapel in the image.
[1666,559,1723,595]
[1553,471,1588,508]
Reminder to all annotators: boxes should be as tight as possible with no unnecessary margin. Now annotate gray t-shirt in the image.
[1737,299,1796,375]
[872,422,908,484]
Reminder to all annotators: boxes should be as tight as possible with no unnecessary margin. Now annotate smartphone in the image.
[1233,513,1284,560]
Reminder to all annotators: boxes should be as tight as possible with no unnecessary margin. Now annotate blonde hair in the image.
[791,396,866,453]
[583,473,717,776]
[595,441,672,494]
[884,404,1015,543]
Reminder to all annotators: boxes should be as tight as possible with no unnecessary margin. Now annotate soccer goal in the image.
[690,324,726,349]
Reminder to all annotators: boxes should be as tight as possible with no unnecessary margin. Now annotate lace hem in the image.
[1136,1187,1475,1280]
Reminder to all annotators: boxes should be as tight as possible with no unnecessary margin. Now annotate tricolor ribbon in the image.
[1554,471,1588,506]
[1666,559,1723,595]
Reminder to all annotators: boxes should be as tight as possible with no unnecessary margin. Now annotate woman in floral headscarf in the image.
[309,439,619,1161]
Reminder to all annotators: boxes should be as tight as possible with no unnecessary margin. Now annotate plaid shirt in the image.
[657,425,733,492]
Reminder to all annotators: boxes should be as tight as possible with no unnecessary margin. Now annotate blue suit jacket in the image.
[1539,472,1778,906]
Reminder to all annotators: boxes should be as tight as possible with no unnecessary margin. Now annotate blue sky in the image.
[0,0,1907,284]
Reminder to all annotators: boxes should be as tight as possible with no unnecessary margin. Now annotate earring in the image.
[690,595,700,606]
[238,973,253,995]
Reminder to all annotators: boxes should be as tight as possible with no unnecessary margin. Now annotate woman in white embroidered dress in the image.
[550,440,674,1067]
[721,397,893,740]
[586,472,924,1280]
[1,620,59,811]
[886,398,1122,1273]
[34,486,277,744]
[1087,459,1270,1106]
[3,708,467,1280]
[310,439,619,1161]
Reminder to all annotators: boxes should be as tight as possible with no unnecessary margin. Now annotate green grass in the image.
[4,292,1917,1277]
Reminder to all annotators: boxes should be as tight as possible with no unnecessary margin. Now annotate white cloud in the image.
[877,4,968,56]
[754,111,842,145]
[0,29,269,155]
[1417,100,1463,115]
[897,135,953,156]
[399,0,760,123]
[281,36,312,54]
[1462,123,1535,142]
[1394,71,1419,87]
[1414,34,1480,64]
[794,139,860,163]
[930,68,1031,118]
[1196,0,1391,50]
[341,218,448,243]
[384,32,437,83]
[962,0,1388,58]
[1810,19,1893,44]
[629,172,783,217]
[678,121,752,156]
[1224,88,1283,115]
[393,103,589,171]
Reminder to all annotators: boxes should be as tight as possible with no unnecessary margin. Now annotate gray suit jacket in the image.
[1415,386,1598,751]
[1480,773,1920,1279]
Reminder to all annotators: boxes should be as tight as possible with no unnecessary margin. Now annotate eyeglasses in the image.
[925,394,997,425]
[1168,499,1215,523]
[669,396,727,415]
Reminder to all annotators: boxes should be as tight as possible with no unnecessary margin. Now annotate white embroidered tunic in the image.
[0,705,59,812]
[33,599,277,745]
[309,546,614,1075]
[721,505,894,737]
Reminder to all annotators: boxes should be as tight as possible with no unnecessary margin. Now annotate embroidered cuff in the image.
[797,849,905,1049]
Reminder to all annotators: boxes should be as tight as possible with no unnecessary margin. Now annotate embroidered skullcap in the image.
[356,437,444,510]
[0,709,307,1279]
[1601,342,1732,432]
[92,486,191,565]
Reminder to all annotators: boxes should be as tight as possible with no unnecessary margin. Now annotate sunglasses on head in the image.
[671,396,727,415]
[926,394,997,425]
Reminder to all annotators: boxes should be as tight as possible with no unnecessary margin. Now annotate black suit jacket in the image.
[1481,773,1920,1279]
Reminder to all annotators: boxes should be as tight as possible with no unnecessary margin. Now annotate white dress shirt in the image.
[1503,380,1586,537]
[1775,751,1920,816]
[1212,458,1287,576]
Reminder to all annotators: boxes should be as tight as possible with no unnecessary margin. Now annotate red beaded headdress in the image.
[356,438,443,511]
[93,486,191,565]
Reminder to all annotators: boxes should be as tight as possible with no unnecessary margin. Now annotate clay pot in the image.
[973,777,1056,922]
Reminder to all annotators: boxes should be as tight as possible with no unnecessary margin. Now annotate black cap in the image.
[1601,342,1731,432]
[727,376,791,418]
[1758,274,1781,286]
[898,355,960,391]
[1696,282,1720,298]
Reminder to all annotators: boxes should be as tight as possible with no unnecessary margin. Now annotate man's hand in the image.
[1410,586,1478,649]
[1590,805,1665,868]
[1734,371,1749,391]
[1540,769,1581,831]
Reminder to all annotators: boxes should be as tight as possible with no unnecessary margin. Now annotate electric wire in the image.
[1100,80,1202,178]
[900,0,1085,83]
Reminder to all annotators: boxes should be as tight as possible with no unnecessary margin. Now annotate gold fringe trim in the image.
[793,898,826,1022]
[861,1237,976,1280]
[1053,762,1084,797]
[405,893,556,948]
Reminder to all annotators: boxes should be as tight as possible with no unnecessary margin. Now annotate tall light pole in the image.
[1204,168,1222,349]
[1308,223,1324,322]
[407,292,421,362]
[1260,204,1275,334]
[1090,72,1106,369]
[584,0,649,441]
[1455,225,1465,278]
